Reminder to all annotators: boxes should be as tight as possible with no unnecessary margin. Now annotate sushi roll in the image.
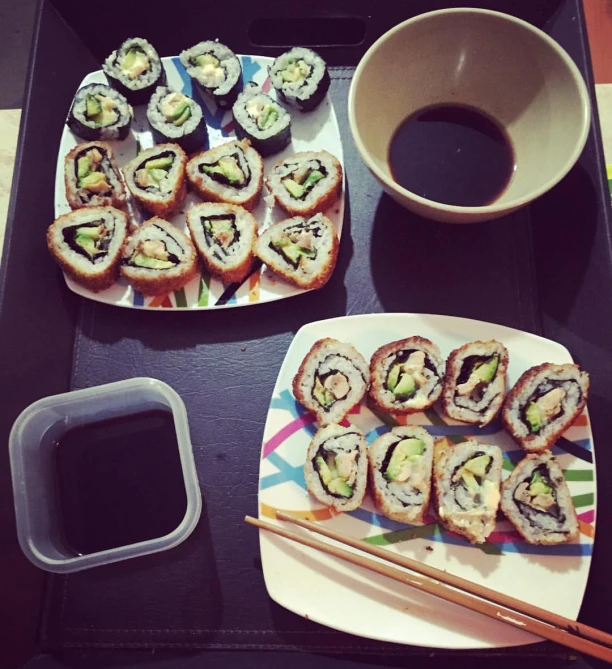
[254,214,339,290]
[66,83,132,141]
[433,439,503,544]
[304,424,368,512]
[122,143,187,218]
[368,337,445,415]
[232,83,291,157]
[368,426,434,525]
[102,37,166,105]
[186,202,257,284]
[269,47,330,112]
[47,206,128,291]
[502,363,590,453]
[186,139,263,211]
[441,340,509,427]
[147,86,208,154]
[120,217,198,295]
[500,451,579,545]
[293,338,369,425]
[64,141,127,210]
[179,41,242,108]
[266,151,343,217]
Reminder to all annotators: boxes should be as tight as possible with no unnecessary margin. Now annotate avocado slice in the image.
[315,455,332,486]
[474,356,499,383]
[86,95,102,118]
[131,253,174,270]
[258,105,278,130]
[302,170,324,189]
[201,156,245,186]
[195,53,219,68]
[393,373,416,399]
[463,454,491,478]
[461,470,480,493]
[327,478,353,498]
[386,363,402,392]
[77,155,91,179]
[76,225,103,240]
[281,59,302,83]
[313,377,335,408]
[525,402,542,433]
[282,178,305,199]
[384,438,425,481]
[145,156,174,170]
[529,470,552,495]
[173,104,191,127]
[120,48,148,75]
[148,168,168,184]
[75,234,97,258]
[79,172,110,190]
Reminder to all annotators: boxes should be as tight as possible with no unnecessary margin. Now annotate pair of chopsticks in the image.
[245,512,612,662]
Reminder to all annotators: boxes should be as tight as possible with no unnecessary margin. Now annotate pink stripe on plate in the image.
[263,414,316,459]
[578,509,595,524]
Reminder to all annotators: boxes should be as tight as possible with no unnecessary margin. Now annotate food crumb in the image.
[425,546,433,552]
[304,614,309,620]
[241,346,246,352]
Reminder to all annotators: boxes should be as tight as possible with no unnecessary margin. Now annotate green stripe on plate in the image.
[364,524,441,546]
[198,273,210,307]
[563,469,594,482]
[503,458,515,472]
[174,287,187,308]
[572,492,594,508]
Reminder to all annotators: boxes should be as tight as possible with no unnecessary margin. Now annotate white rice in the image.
[103,37,163,92]
[179,41,241,97]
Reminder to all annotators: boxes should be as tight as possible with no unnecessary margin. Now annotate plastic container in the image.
[9,377,201,573]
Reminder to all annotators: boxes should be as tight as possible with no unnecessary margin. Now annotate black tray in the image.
[2,1,612,667]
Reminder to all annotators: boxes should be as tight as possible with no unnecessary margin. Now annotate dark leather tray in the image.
[1,0,611,666]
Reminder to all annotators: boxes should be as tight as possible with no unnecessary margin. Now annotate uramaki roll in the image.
[368,425,434,525]
[304,424,368,512]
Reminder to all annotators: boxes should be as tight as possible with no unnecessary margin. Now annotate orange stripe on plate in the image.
[579,519,595,538]
[260,502,337,522]
[148,294,171,308]
[249,270,261,302]
[573,412,589,427]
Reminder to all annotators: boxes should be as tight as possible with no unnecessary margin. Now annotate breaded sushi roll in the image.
[500,451,579,545]
[433,439,503,544]
[123,144,187,218]
[369,337,444,415]
[368,426,434,525]
[502,363,589,453]
[293,338,369,425]
[304,424,368,512]
[186,202,257,284]
[120,217,198,295]
[186,139,263,211]
[442,340,509,427]
[67,83,132,141]
[47,206,128,292]
[232,83,291,156]
[269,47,330,112]
[180,41,242,108]
[266,151,342,217]
[147,86,208,154]
[254,214,339,290]
[64,142,127,210]
[103,37,166,105]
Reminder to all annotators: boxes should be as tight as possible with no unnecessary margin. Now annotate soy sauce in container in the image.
[388,104,515,207]
[54,409,188,556]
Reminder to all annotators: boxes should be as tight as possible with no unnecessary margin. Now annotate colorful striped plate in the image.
[258,313,595,650]
[54,55,344,309]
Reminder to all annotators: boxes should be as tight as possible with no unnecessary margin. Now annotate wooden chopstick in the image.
[276,511,612,648]
[245,514,612,662]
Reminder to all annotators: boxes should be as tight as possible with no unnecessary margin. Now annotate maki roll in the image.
[293,338,369,425]
[502,363,590,453]
[179,41,242,108]
[368,337,445,415]
[47,206,128,291]
[269,47,330,112]
[254,214,339,290]
[232,83,291,157]
[66,83,132,141]
[64,141,127,210]
[433,439,503,544]
[266,151,343,217]
[147,86,208,154]
[120,217,198,295]
[186,202,257,284]
[102,37,166,105]
[368,426,434,525]
[123,144,187,218]
[500,452,579,545]
[186,139,263,210]
[441,340,509,427]
[304,424,368,512]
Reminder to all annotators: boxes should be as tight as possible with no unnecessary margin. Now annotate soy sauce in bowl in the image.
[388,104,515,207]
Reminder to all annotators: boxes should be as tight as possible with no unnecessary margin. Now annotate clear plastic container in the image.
[9,377,201,573]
